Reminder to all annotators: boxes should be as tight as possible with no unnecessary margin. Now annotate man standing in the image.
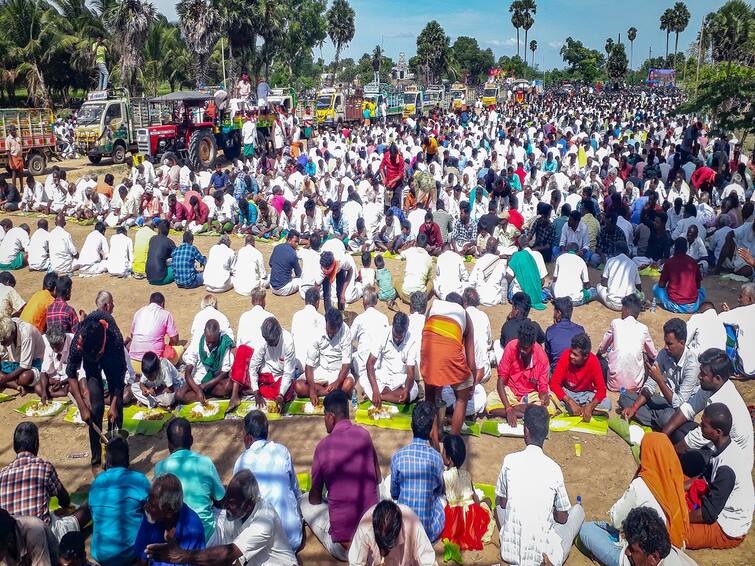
[379,144,405,209]
[93,36,108,90]
[302,390,380,561]
[495,405,584,566]
[5,124,24,191]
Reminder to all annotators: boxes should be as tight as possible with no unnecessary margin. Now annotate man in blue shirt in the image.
[133,474,205,565]
[269,230,302,296]
[171,231,206,289]
[88,438,151,566]
[209,163,229,191]
[390,401,445,542]
[545,297,586,370]
[153,418,225,541]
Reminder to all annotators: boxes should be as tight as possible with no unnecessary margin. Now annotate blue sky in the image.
[154,0,730,69]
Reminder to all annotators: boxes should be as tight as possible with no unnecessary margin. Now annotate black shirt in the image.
[478,213,499,235]
[66,310,126,393]
[146,235,176,281]
[500,315,546,348]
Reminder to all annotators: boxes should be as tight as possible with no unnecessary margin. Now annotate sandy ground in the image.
[0,159,753,565]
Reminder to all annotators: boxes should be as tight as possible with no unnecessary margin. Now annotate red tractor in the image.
[135,91,242,168]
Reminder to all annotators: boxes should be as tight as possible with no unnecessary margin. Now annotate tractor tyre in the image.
[188,129,218,169]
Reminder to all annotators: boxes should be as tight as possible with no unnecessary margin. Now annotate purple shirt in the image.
[129,303,178,361]
[310,419,378,542]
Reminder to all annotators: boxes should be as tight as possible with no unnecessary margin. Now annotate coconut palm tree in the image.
[627,26,637,70]
[140,16,181,95]
[520,0,536,60]
[529,39,537,68]
[327,0,355,85]
[177,0,219,86]
[105,0,156,92]
[509,1,524,58]
[660,7,674,61]
[605,37,615,56]
[214,0,257,81]
[671,2,690,68]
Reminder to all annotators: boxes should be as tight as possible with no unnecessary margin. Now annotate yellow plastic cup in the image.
[575,443,582,457]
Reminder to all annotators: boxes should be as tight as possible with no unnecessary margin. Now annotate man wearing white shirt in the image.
[0,224,30,270]
[596,253,643,311]
[203,235,236,293]
[551,245,594,306]
[106,225,133,277]
[290,288,326,370]
[463,288,493,385]
[296,235,323,300]
[48,213,78,275]
[558,210,590,259]
[27,219,50,272]
[235,288,274,349]
[350,287,389,384]
[74,222,109,275]
[232,235,268,296]
[470,238,508,306]
[189,294,234,349]
[717,283,755,376]
[407,205,427,239]
[434,243,468,300]
[686,302,726,353]
[398,234,433,303]
[362,312,418,405]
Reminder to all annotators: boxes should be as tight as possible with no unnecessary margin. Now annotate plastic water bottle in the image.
[576,495,582,505]
[351,390,358,409]
[650,298,657,313]
[620,387,626,396]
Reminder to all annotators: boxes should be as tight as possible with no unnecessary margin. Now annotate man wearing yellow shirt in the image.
[93,36,108,90]
[132,224,155,279]
[20,272,57,333]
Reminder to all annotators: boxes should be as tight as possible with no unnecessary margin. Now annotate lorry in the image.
[0,108,56,176]
[314,87,363,127]
[135,90,242,168]
[424,85,447,111]
[402,87,424,118]
[480,82,503,108]
[74,88,150,165]
[362,83,403,123]
[449,83,473,112]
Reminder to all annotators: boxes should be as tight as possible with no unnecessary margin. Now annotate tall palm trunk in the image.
[665,31,670,60]
[630,41,633,70]
[674,32,680,68]
[523,29,528,62]
[332,44,341,85]
[515,28,520,58]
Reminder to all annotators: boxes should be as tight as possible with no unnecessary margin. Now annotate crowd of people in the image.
[0,84,754,565]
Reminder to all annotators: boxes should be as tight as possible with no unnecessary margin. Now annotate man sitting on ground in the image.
[596,252,643,311]
[295,307,354,405]
[545,297,585,370]
[128,292,182,374]
[177,319,234,403]
[269,230,302,297]
[171,231,206,289]
[0,315,44,394]
[718,282,755,378]
[145,220,176,286]
[550,333,611,421]
[19,272,56,333]
[653,238,705,314]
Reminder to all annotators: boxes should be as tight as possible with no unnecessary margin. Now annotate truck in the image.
[480,82,504,108]
[449,83,473,112]
[314,87,363,127]
[74,88,150,165]
[362,83,403,123]
[0,108,56,176]
[402,87,424,118]
[135,90,242,168]
[424,85,447,111]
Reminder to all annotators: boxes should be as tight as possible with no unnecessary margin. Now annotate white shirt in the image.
[41,332,74,380]
[232,245,267,296]
[495,445,573,566]
[399,247,433,294]
[291,305,325,368]
[208,502,297,566]
[296,247,322,287]
[350,307,389,375]
[248,330,296,394]
[0,227,29,264]
[718,303,755,374]
[434,249,468,299]
[370,331,417,387]
[306,322,352,373]
[407,208,427,239]
[237,305,274,349]
[190,306,234,348]
[467,306,492,379]
[48,226,77,273]
[609,477,666,530]
[686,309,726,354]
[183,333,233,384]
[27,229,50,271]
[552,252,589,302]
[601,254,641,303]
[106,232,133,275]
[203,244,236,290]
[559,221,589,251]
[78,230,108,266]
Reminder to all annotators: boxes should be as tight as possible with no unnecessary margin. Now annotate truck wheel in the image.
[189,129,217,169]
[88,155,102,165]
[26,152,46,176]
[111,142,127,164]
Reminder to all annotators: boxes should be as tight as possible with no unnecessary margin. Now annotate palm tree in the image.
[105,0,156,92]
[519,0,537,60]
[671,2,691,68]
[521,13,534,62]
[509,1,523,58]
[177,0,219,86]
[660,7,674,61]
[214,0,257,82]
[605,37,615,55]
[326,0,355,85]
[529,39,537,68]
[627,26,637,70]
[255,0,287,80]
[140,16,181,95]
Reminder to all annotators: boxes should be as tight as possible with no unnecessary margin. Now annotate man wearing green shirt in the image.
[153,418,225,540]
[93,36,108,90]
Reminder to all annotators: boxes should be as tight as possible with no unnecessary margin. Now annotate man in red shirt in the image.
[487,321,558,425]
[379,144,405,209]
[417,212,442,256]
[550,333,610,422]
[653,238,705,313]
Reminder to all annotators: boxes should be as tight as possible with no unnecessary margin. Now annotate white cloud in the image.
[484,38,518,48]
[548,40,564,49]
[385,31,416,39]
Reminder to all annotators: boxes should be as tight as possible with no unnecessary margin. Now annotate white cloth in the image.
[0,227,29,264]
[106,232,133,275]
[305,322,352,383]
[291,305,326,369]
[248,330,296,395]
[399,247,433,295]
[467,306,492,382]
[718,303,755,374]
[48,226,77,274]
[203,244,236,292]
[686,309,726,353]
[365,331,418,391]
[77,230,108,267]
[552,253,589,303]
[27,229,50,271]
[609,477,666,530]
[434,249,468,299]
[470,253,508,306]
[600,254,641,305]
[237,305,274,349]
[232,245,267,296]
[350,307,389,379]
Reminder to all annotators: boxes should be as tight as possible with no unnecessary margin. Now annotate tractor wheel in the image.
[188,129,217,169]
[223,130,241,162]
[111,142,127,164]
[88,154,102,165]
[26,152,46,176]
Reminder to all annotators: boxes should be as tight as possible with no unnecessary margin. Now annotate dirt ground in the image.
[0,159,753,565]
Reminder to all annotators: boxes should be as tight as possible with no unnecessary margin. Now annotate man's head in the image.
[372,500,403,557]
[410,401,435,440]
[697,348,732,392]
[149,291,165,308]
[13,422,39,456]
[738,282,755,306]
[105,436,130,469]
[144,474,184,526]
[323,389,349,433]
[203,319,221,349]
[510,292,531,319]
[286,229,300,248]
[166,417,192,453]
[623,507,673,566]
[324,307,342,339]
[56,275,73,301]
[462,287,480,308]
[662,318,687,362]
[391,312,409,344]
[362,285,378,310]
[58,531,88,566]
[552,297,573,324]
[569,333,592,368]
[672,237,687,256]
[158,219,170,237]
[568,210,582,230]
[523,405,549,448]
[243,410,269,445]
[516,320,538,359]
[0,315,17,348]
[620,294,642,320]
[409,291,427,315]
[261,317,282,348]
[700,402,732,446]
[250,287,266,308]
[95,290,114,313]
[224,470,259,522]
[304,286,321,309]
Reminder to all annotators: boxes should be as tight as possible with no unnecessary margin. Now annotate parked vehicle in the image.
[449,83,473,112]
[424,85,447,111]
[74,88,150,165]
[314,87,363,127]
[402,88,424,118]
[0,108,56,176]
[481,82,503,108]
[362,83,403,123]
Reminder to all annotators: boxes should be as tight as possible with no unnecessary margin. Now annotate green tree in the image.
[416,20,450,85]
[177,0,219,86]
[704,0,755,70]
[509,0,524,58]
[140,15,182,95]
[627,26,637,70]
[559,36,605,83]
[605,37,614,56]
[519,0,536,60]
[660,8,674,61]
[105,0,156,92]
[451,36,494,84]
[327,0,355,85]
[671,2,690,69]
[214,0,258,81]
[278,0,327,85]
[529,39,537,68]
[607,42,628,82]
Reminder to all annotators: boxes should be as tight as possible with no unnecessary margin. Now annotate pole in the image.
[695,18,704,96]
[221,37,227,88]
